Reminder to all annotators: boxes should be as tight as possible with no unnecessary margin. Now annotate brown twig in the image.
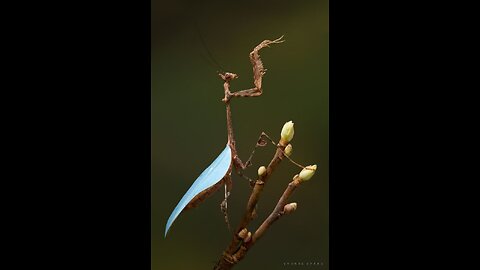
[214,175,305,270]
[213,144,286,270]
[235,144,286,240]
[251,176,302,244]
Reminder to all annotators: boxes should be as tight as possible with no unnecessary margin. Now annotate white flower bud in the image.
[280,121,294,145]
[244,232,252,242]
[258,166,266,176]
[284,144,293,157]
[299,165,317,182]
[238,228,248,239]
[283,202,297,214]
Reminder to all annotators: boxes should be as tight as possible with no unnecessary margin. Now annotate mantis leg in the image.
[220,174,233,231]
[231,36,285,98]
[232,132,270,186]
[232,131,304,185]
[220,36,285,102]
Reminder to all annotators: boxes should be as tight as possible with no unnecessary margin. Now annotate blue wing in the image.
[165,144,232,237]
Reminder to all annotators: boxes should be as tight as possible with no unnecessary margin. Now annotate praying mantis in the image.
[165,36,288,237]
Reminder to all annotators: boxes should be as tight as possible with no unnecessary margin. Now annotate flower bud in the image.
[244,232,252,243]
[284,144,293,157]
[238,228,248,239]
[280,121,294,145]
[258,166,266,176]
[299,165,317,182]
[283,202,297,214]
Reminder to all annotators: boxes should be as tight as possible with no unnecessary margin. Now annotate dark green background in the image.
[152,0,328,269]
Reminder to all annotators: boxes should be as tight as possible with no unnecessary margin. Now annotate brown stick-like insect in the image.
[165,36,290,236]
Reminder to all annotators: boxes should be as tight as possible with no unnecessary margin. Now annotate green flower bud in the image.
[258,166,266,176]
[280,121,294,145]
[284,144,293,157]
[299,165,317,182]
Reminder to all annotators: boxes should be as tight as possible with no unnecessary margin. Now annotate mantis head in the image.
[219,72,238,82]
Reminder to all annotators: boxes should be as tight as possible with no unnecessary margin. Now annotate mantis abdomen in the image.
[184,173,232,211]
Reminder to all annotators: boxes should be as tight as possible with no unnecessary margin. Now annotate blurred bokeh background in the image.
[152,0,328,269]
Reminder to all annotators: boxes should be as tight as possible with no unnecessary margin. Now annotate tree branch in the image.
[251,176,301,244]
[229,143,287,251]
[214,175,305,270]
